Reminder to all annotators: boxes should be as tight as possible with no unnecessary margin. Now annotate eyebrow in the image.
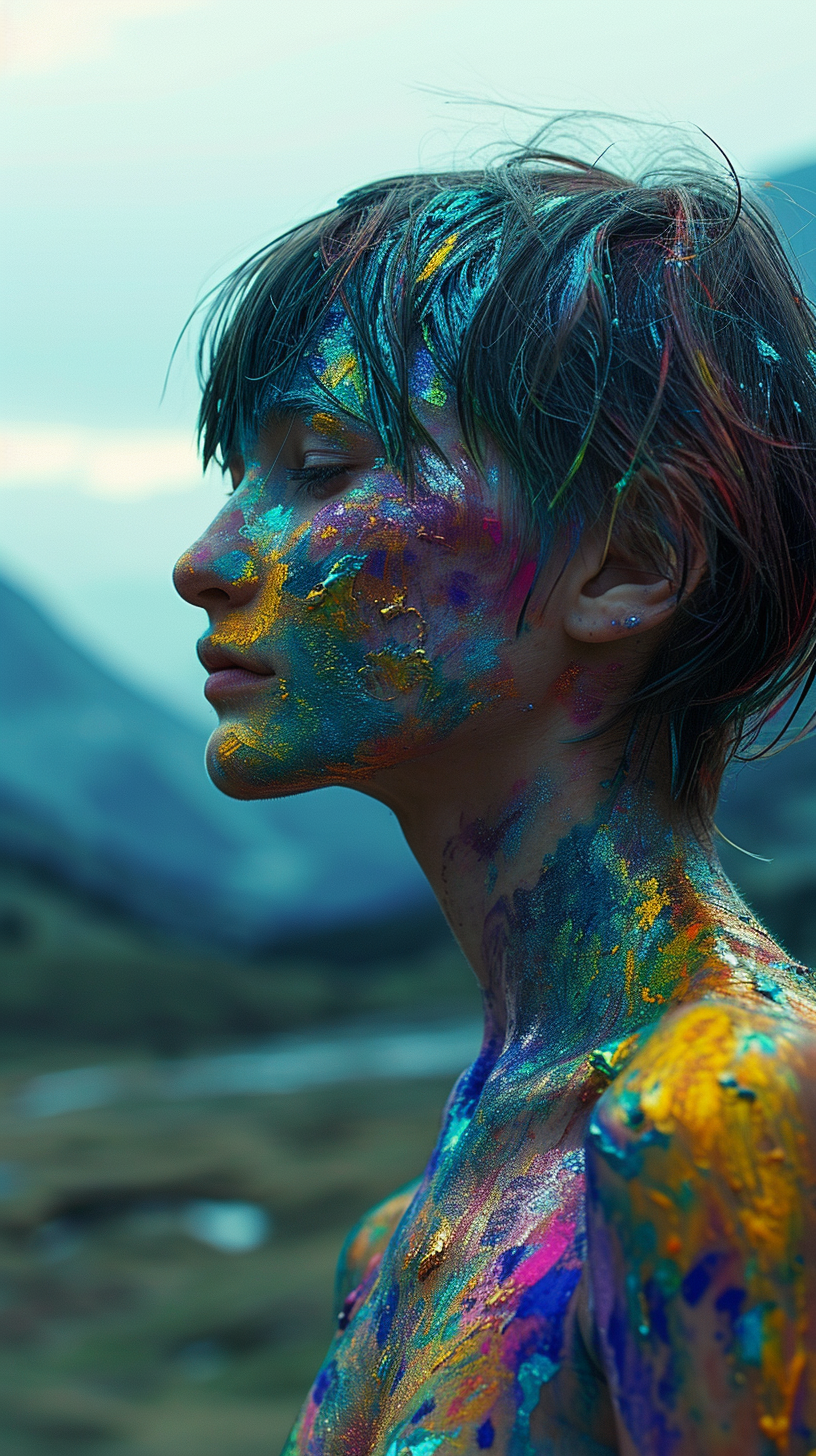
[265,387,328,415]
[263,389,375,442]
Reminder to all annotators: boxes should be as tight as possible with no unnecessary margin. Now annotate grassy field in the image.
[0,857,476,1054]
[0,1054,459,1456]
[0,855,483,1453]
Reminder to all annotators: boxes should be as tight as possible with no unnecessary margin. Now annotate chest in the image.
[287,1143,617,1456]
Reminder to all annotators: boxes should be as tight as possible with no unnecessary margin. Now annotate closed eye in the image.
[286,463,353,499]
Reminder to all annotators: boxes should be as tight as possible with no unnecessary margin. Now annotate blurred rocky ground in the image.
[0,1052,466,1456]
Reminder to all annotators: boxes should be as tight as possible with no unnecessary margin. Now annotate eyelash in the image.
[227,462,354,498]
[286,464,352,498]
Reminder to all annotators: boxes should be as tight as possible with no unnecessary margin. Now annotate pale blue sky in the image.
[2,0,815,723]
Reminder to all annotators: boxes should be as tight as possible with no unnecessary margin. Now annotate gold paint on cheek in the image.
[416,524,457,551]
[306,571,364,638]
[379,593,427,644]
[210,559,289,649]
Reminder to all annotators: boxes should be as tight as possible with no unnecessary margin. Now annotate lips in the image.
[198,641,276,704]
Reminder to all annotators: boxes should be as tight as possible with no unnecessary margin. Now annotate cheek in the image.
[305,495,515,658]
[229,475,528,727]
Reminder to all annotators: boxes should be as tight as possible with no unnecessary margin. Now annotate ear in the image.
[563,529,705,645]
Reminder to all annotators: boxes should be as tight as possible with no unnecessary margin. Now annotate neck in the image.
[378,744,742,1067]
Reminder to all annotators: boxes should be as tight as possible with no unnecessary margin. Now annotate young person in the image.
[174,142,816,1453]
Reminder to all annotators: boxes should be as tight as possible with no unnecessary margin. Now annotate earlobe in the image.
[561,524,706,645]
[565,577,679,644]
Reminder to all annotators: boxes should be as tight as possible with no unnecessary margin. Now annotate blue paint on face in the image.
[476,1418,495,1447]
[366,548,387,578]
[448,572,472,608]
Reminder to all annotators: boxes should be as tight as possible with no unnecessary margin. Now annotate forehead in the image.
[260,303,451,437]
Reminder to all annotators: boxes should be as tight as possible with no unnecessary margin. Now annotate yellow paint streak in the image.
[641,986,665,1005]
[378,593,427,644]
[624,948,637,1014]
[695,349,721,399]
[342,1185,418,1295]
[426,373,448,408]
[320,351,366,407]
[416,232,459,283]
[210,558,289,649]
[311,411,349,443]
[635,877,671,931]
[215,722,284,764]
[590,1032,642,1082]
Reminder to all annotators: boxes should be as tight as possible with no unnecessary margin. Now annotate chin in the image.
[204,722,361,800]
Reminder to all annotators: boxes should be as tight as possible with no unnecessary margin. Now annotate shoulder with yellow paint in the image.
[585,978,816,1450]
[592,980,816,1166]
[334,1179,421,1318]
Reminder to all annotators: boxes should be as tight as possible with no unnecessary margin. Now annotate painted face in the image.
[174,308,539,799]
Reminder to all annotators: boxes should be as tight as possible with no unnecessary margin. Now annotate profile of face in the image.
[173,309,542,800]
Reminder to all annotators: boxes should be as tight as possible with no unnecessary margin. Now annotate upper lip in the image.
[197,640,275,676]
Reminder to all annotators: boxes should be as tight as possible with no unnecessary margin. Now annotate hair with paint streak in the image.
[195,137,816,824]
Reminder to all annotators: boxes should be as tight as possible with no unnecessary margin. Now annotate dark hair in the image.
[195,139,816,824]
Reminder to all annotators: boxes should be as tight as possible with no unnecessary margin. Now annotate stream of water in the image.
[17,1018,484,1118]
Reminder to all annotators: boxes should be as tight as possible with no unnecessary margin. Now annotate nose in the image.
[173,531,260,614]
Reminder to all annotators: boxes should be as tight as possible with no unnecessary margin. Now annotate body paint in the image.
[177,306,816,1454]
[283,784,816,1455]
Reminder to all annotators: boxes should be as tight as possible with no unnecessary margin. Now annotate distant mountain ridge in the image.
[0,577,432,948]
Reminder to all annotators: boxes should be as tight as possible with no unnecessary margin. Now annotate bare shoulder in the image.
[593,955,816,1154]
[586,969,816,1453]
[333,1179,420,1318]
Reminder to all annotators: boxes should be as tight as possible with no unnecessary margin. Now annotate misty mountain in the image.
[0,576,431,948]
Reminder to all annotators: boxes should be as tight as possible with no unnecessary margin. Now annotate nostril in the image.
[198,587,231,606]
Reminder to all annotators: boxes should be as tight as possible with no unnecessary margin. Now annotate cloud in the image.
[0,423,202,498]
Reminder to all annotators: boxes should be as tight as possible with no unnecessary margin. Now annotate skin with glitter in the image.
[174,179,816,1453]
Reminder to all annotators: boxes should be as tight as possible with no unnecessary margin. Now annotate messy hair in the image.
[195,139,816,824]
